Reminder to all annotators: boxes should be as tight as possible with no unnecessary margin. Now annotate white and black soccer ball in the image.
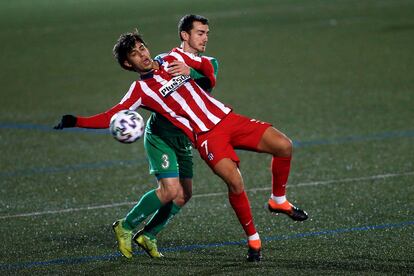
[109,110,145,143]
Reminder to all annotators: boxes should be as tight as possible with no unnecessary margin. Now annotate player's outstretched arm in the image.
[54,106,120,130]
[54,81,143,130]
[53,111,111,129]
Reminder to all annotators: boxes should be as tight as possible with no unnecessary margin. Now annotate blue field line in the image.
[1,126,414,179]
[1,220,413,271]
[1,122,414,144]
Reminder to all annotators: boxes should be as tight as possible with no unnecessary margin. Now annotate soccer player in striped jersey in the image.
[56,15,218,260]
[55,28,308,262]
[132,15,218,258]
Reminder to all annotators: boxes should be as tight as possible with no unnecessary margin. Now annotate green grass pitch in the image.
[0,0,413,274]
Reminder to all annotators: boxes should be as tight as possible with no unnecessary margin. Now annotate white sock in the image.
[248,232,260,241]
[271,194,286,204]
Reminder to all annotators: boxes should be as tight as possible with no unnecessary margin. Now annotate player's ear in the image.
[180,31,190,42]
[123,60,133,69]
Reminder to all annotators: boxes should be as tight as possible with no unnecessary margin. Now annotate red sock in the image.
[271,156,292,197]
[228,191,257,236]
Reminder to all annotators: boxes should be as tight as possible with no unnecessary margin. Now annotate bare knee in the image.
[213,159,245,194]
[277,135,292,157]
[220,171,244,194]
[258,127,293,157]
[174,192,190,206]
[174,179,193,206]
[156,178,181,203]
[227,178,244,194]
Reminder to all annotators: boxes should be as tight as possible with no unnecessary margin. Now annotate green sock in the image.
[143,202,181,239]
[123,189,162,230]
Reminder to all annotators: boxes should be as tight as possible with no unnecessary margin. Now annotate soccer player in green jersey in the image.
[114,15,218,259]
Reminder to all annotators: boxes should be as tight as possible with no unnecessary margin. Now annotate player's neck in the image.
[180,42,199,55]
[139,61,159,77]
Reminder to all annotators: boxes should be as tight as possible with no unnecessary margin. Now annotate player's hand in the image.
[167,60,190,76]
[54,115,77,129]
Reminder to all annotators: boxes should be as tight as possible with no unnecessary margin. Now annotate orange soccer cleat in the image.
[268,199,308,221]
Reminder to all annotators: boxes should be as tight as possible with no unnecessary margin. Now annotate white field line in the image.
[1,171,413,220]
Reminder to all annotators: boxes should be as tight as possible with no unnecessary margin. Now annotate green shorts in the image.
[144,131,193,180]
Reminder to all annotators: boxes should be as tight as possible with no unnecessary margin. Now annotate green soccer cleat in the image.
[133,230,164,258]
[112,219,133,259]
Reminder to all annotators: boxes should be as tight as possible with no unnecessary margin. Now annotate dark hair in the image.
[178,14,209,41]
[113,30,146,71]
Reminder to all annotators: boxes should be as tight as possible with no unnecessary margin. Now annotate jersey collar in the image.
[140,70,154,80]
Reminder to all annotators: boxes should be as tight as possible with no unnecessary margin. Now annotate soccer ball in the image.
[109,110,145,143]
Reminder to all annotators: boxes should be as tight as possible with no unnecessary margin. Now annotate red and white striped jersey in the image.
[76,47,231,143]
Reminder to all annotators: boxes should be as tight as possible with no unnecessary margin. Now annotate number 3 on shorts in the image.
[161,154,170,169]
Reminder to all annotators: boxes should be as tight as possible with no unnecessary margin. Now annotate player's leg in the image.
[133,134,191,258]
[196,119,262,261]
[257,127,308,221]
[143,178,191,237]
[223,113,307,221]
[112,181,167,259]
[213,158,262,261]
[113,178,180,259]
[124,132,182,231]
[132,177,183,258]
[140,135,193,237]
[113,132,180,258]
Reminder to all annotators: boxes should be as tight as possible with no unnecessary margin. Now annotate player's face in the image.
[124,41,154,73]
[186,21,209,53]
